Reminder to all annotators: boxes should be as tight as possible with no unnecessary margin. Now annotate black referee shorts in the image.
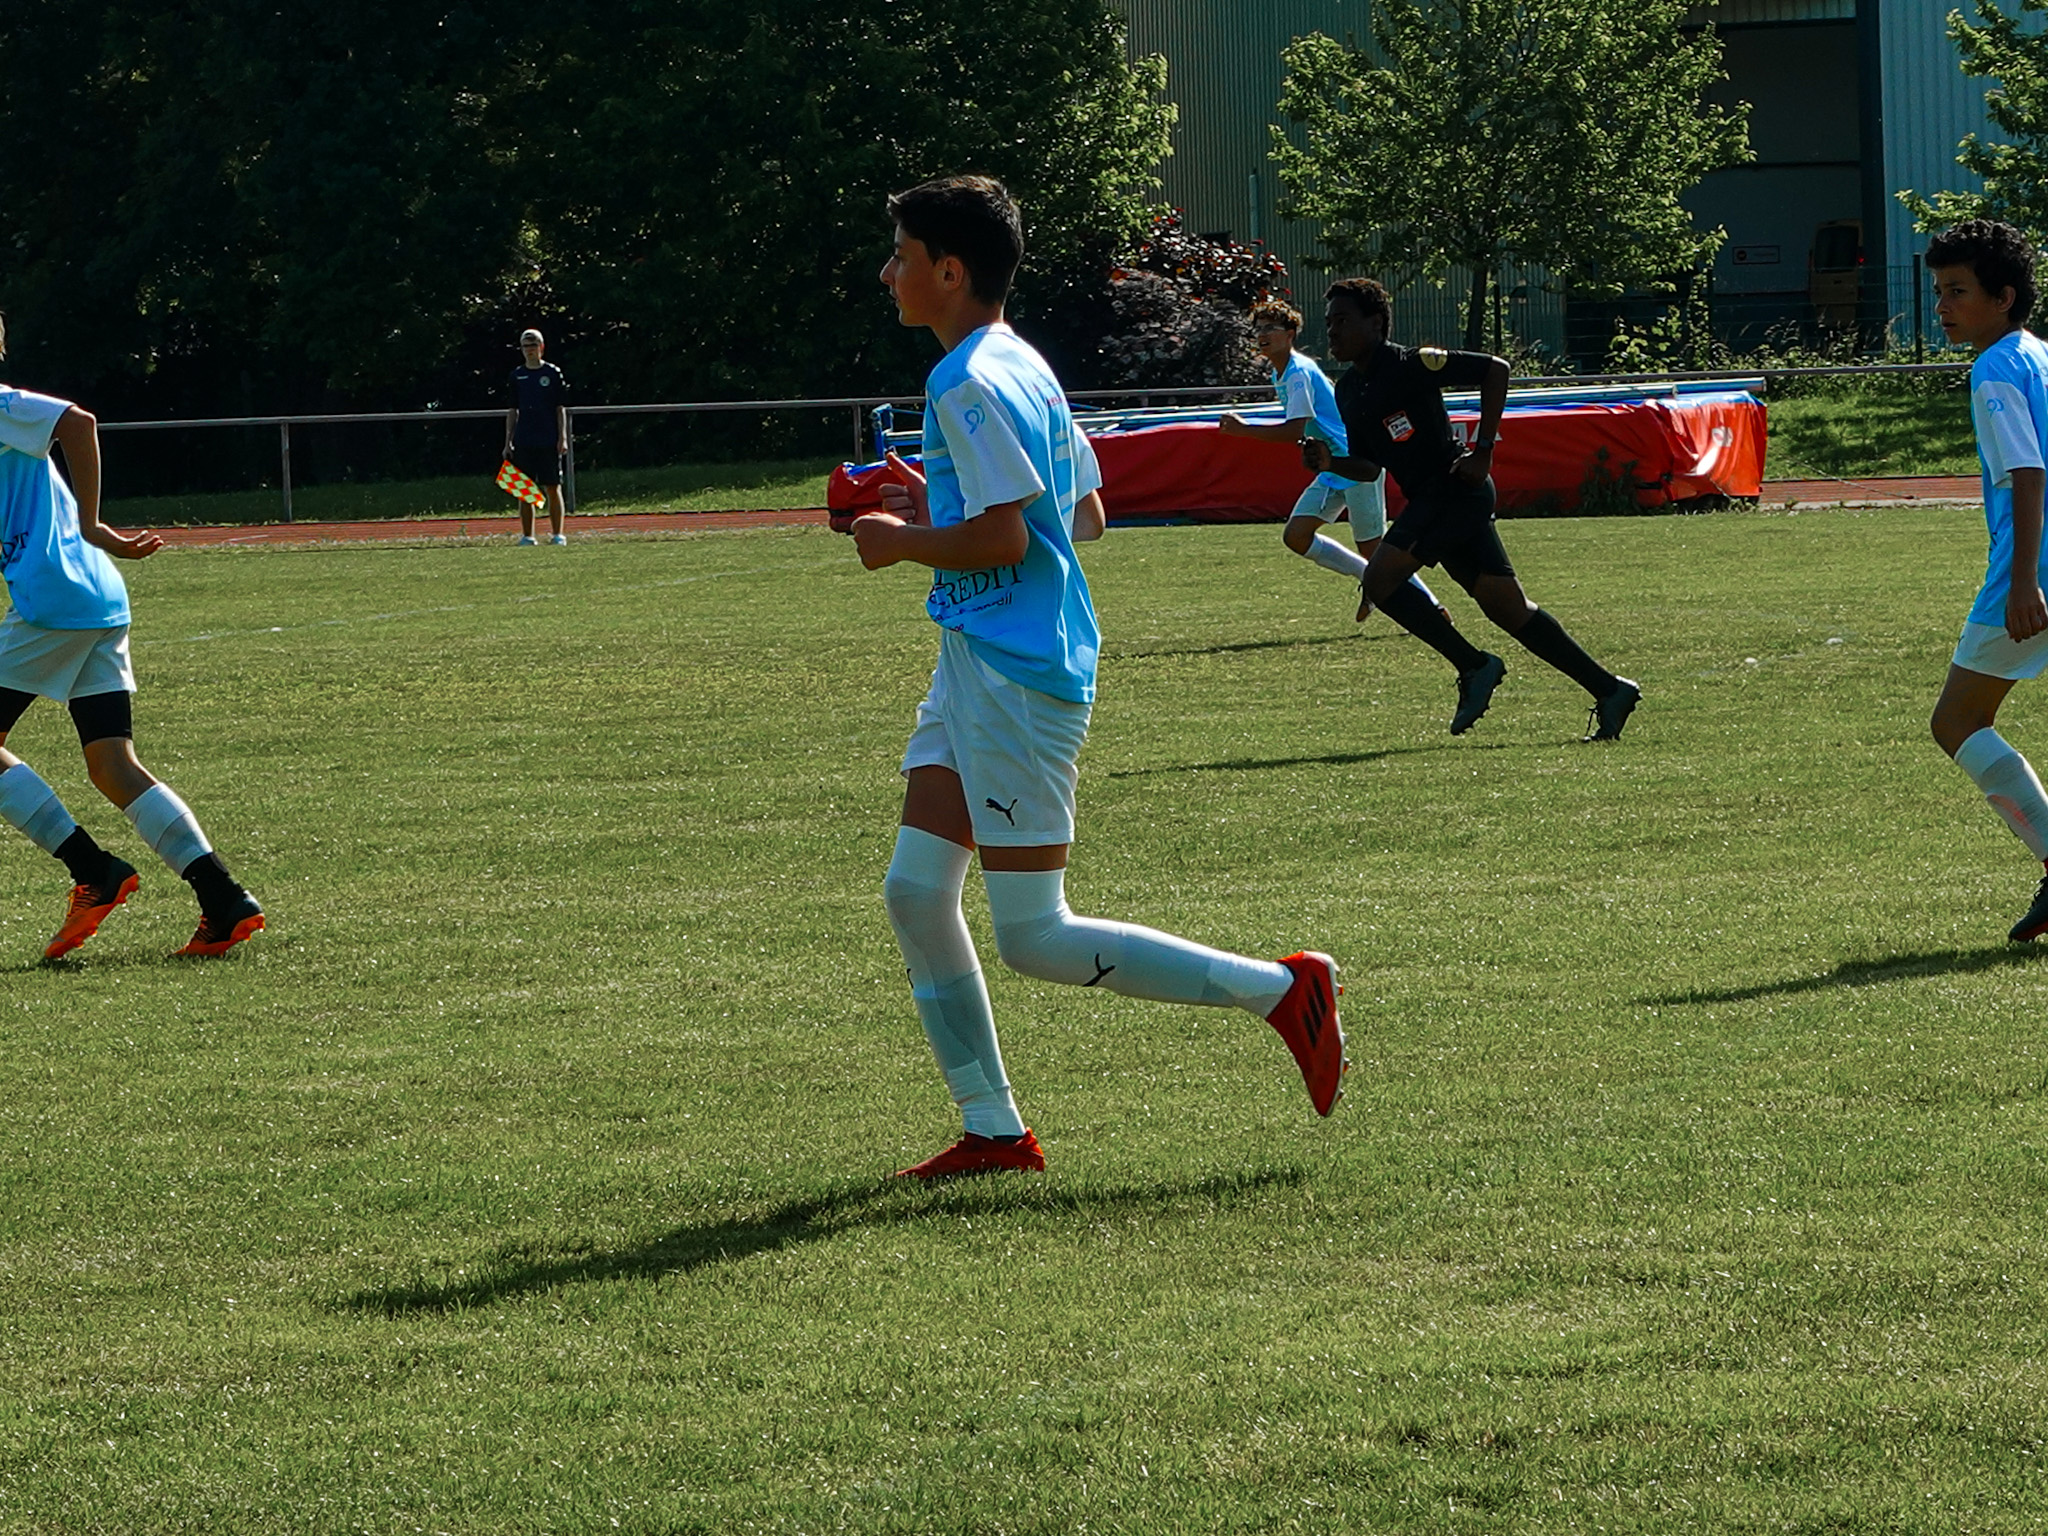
[1384,474,1517,587]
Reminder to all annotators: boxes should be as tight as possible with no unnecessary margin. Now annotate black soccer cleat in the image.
[1583,677,1642,743]
[1451,653,1506,735]
[2010,874,2048,943]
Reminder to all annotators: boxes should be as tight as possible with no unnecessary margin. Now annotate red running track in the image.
[141,477,1980,549]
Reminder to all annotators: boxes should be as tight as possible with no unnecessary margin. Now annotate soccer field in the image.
[3,509,2044,1533]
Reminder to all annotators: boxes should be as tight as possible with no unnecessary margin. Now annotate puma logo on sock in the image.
[1085,955,1116,987]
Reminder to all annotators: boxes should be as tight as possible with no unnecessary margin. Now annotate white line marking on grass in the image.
[137,559,847,647]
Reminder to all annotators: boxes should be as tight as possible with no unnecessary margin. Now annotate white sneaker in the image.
[549,534,567,546]
[516,535,538,546]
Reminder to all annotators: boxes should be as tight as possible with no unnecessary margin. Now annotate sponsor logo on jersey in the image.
[1384,411,1415,442]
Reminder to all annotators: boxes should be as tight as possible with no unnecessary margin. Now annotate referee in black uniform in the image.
[1305,278,1640,741]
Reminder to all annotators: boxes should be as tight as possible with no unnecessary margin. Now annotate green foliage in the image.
[0,2,1172,416]
[1272,0,1750,350]
[1026,212,1289,389]
[1901,0,2048,238]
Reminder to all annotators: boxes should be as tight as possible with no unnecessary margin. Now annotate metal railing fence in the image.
[94,363,1970,525]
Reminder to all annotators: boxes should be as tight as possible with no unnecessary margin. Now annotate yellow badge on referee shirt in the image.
[1419,346,1449,371]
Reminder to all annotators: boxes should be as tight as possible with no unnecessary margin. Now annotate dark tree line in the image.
[0,1,1177,425]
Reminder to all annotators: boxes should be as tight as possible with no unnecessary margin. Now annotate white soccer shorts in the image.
[1954,619,2048,681]
[1290,474,1389,540]
[0,613,136,700]
[901,629,1091,848]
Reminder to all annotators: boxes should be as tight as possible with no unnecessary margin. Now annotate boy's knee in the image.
[989,909,1063,979]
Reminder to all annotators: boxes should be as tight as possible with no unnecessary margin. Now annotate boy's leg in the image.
[546,484,567,542]
[1466,567,1639,741]
[888,769,1024,1143]
[1933,664,2048,939]
[78,700,264,956]
[0,692,139,959]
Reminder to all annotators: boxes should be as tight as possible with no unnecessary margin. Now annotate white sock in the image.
[982,868,1292,1016]
[0,763,78,855]
[1409,572,1445,610]
[883,827,1024,1139]
[123,783,213,878]
[1955,728,2048,860]
[1306,533,1368,579]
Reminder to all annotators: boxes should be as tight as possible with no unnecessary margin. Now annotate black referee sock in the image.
[1512,609,1618,698]
[54,827,111,887]
[1377,580,1489,673]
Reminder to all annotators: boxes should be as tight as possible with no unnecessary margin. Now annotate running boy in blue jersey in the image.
[851,176,1346,1179]
[0,317,263,960]
[1925,220,2048,942]
[1219,299,1444,624]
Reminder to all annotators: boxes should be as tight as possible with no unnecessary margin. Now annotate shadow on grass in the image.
[1107,741,1508,778]
[343,1165,1308,1317]
[1106,632,1373,662]
[1650,943,2048,1005]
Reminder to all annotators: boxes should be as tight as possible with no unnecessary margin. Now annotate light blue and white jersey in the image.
[1274,350,1353,492]
[1969,329,2048,624]
[0,388,129,630]
[920,324,1101,704]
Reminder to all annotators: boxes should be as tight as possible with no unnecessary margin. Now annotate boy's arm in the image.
[853,500,1028,571]
[54,408,161,561]
[2008,466,2047,641]
[503,406,517,455]
[1219,412,1310,443]
[1070,489,1106,543]
[1305,438,1382,481]
[1452,356,1510,486]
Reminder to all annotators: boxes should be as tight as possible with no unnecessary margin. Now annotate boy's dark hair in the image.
[1926,218,2038,326]
[1325,277,1393,326]
[887,175,1024,305]
[1251,299,1302,333]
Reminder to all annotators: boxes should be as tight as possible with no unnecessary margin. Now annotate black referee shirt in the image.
[508,362,568,448]
[1332,342,1494,499]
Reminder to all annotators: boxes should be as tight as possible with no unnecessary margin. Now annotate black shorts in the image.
[1384,475,1516,587]
[509,445,562,488]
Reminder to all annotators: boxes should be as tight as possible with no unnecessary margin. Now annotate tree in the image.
[1900,0,2048,238]
[0,0,1172,423]
[1270,0,1750,350]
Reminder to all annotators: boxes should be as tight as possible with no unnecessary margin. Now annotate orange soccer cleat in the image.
[172,890,265,959]
[1266,951,1348,1116]
[44,859,141,961]
[895,1128,1046,1181]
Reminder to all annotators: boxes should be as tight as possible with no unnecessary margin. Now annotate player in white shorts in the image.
[0,318,264,960]
[852,176,1348,1180]
[1219,299,1445,625]
[1924,220,2048,942]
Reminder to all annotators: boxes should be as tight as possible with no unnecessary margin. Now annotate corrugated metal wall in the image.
[1879,0,1995,340]
[1110,0,1566,358]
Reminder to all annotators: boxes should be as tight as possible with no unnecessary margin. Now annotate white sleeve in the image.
[933,378,1044,517]
[0,389,71,460]
[1072,428,1102,500]
[1976,379,2045,487]
[1278,369,1313,423]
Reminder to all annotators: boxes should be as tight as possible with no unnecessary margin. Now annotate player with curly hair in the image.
[1306,277,1640,741]
[1924,218,2048,941]
[1218,298,1445,623]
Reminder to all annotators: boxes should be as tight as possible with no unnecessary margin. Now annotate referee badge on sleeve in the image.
[1419,346,1449,371]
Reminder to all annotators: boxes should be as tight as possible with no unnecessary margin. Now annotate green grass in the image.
[104,455,838,527]
[1763,378,1979,480]
[3,509,2046,1532]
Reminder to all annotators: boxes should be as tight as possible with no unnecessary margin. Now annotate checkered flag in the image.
[496,460,546,509]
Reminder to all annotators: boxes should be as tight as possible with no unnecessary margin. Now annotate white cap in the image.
[518,328,544,346]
